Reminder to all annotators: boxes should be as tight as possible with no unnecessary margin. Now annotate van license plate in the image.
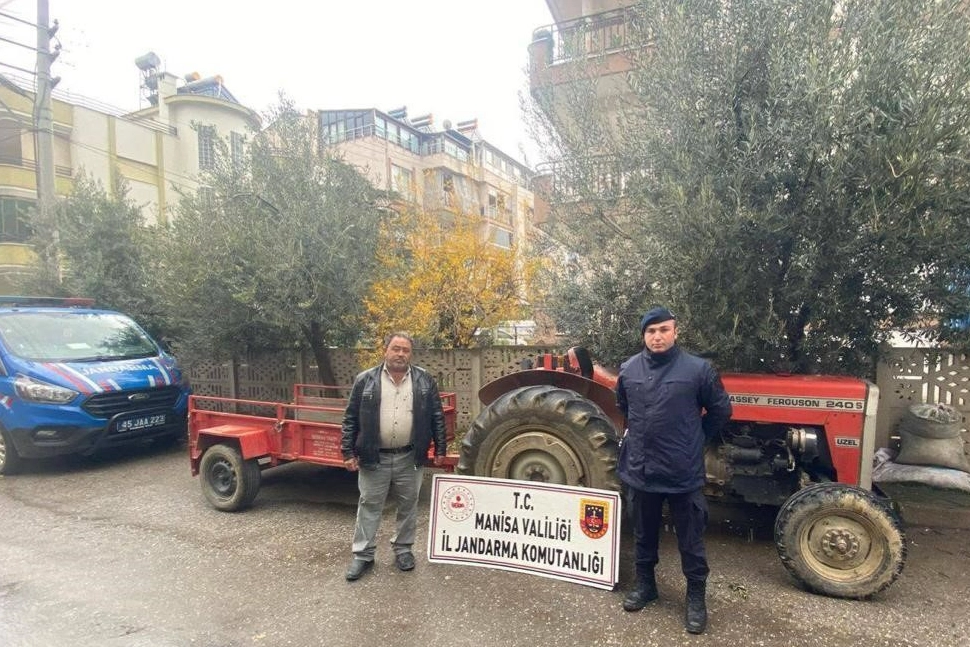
[115,413,167,433]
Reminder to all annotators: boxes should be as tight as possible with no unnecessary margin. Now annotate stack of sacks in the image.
[894,403,970,473]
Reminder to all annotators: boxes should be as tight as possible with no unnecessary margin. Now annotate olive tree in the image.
[530,0,970,375]
[162,99,384,383]
[19,174,168,337]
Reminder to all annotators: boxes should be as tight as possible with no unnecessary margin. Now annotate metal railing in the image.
[321,125,532,190]
[321,123,423,155]
[482,204,513,225]
[532,7,637,66]
[535,155,649,202]
[0,155,72,177]
[2,73,177,136]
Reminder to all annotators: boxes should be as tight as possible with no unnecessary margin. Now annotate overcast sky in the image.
[0,0,554,166]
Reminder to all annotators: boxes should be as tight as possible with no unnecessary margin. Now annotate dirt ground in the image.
[0,444,968,647]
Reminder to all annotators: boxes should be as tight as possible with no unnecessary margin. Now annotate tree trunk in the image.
[303,321,339,396]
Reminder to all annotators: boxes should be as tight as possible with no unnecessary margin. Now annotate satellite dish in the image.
[443,119,453,130]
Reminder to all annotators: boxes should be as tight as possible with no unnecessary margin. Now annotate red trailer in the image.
[189,384,458,511]
[190,346,906,599]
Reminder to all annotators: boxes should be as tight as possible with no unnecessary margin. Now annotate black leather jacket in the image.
[340,363,447,467]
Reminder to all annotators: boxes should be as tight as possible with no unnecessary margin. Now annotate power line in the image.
[0,73,30,97]
[0,34,38,52]
[67,138,206,191]
[2,71,260,169]
[0,10,39,28]
[3,69,263,140]
[0,61,35,76]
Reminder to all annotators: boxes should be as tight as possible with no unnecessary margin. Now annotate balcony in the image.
[535,155,642,202]
[0,155,73,179]
[481,204,513,226]
[532,155,644,228]
[529,7,639,94]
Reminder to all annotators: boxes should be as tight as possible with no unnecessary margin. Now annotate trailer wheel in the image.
[0,426,22,475]
[199,443,261,512]
[774,483,905,599]
[458,385,620,491]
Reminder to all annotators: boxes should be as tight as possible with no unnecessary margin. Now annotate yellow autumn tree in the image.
[365,207,538,349]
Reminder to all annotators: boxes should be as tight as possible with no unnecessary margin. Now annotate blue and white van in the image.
[0,297,190,474]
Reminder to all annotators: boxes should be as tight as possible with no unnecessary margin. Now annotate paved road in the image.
[0,443,968,647]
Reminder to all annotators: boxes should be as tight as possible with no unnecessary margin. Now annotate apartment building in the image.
[314,107,535,255]
[529,0,637,106]
[527,0,638,224]
[0,53,259,290]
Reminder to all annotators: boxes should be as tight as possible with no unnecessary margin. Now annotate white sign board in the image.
[427,474,622,590]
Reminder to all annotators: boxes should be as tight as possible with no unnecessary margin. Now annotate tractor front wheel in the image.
[774,483,905,598]
[199,443,261,512]
[457,385,620,491]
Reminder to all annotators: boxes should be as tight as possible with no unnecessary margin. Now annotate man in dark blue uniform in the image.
[615,307,732,634]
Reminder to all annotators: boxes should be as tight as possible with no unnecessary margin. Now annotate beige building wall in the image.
[332,136,424,200]
[320,109,536,258]
[0,67,260,283]
[70,107,112,180]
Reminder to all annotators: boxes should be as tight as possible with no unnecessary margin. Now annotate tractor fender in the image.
[479,370,624,433]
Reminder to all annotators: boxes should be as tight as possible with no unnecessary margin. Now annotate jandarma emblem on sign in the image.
[579,498,610,539]
[440,485,476,522]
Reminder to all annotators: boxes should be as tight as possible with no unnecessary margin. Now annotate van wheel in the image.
[0,426,22,475]
[200,443,261,511]
[774,483,905,598]
[458,385,620,491]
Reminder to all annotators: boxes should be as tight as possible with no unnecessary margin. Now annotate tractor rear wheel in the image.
[774,483,905,598]
[457,385,620,491]
[200,443,262,512]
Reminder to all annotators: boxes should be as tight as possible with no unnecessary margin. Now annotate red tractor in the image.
[456,348,905,599]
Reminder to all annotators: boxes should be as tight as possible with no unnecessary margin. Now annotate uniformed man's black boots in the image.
[685,580,707,633]
[622,569,658,611]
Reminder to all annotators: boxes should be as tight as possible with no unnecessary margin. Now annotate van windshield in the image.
[0,311,160,362]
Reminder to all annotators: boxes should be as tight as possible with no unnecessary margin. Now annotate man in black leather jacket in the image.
[341,332,447,581]
[615,307,732,634]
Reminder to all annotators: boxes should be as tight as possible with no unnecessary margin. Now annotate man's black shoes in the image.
[685,580,708,634]
[345,558,373,581]
[395,551,416,571]
[622,576,659,611]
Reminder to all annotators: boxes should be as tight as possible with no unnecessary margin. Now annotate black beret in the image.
[640,306,676,333]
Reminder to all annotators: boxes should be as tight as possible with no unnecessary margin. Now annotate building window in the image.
[0,119,23,165]
[198,187,215,209]
[391,164,414,200]
[442,173,455,207]
[230,131,245,168]
[0,197,33,242]
[198,125,216,170]
[487,191,510,223]
[323,121,345,144]
[490,227,513,249]
[444,139,468,162]
[199,125,216,170]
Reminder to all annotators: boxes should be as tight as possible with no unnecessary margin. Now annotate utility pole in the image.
[33,0,59,282]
